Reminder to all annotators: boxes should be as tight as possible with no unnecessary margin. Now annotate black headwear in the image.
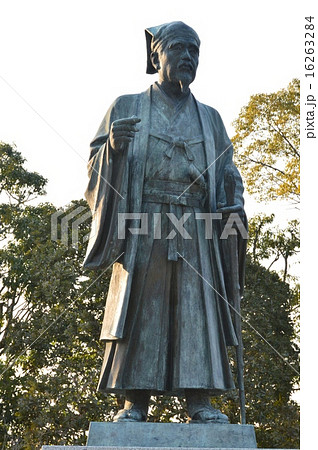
[145,21,200,74]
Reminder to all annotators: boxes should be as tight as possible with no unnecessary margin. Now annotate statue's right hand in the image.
[109,116,141,151]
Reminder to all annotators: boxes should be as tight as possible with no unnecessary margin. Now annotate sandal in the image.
[113,406,147,422]
[190,407,229,424]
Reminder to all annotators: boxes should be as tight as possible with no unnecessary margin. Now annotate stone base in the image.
[42,447,298,450]
[86,422,257,448]
[40,421,298,450]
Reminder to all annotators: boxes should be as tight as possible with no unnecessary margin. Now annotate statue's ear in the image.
[150,52,160,72]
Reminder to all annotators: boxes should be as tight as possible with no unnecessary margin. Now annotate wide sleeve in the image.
[83,97,131,269]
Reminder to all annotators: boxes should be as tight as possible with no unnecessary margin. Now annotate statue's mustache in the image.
[178,61,194,72]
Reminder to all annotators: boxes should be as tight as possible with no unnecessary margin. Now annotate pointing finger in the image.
[114,117,141,126]
[113,124,140,133]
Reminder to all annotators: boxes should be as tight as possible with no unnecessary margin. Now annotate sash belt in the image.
[143,179,206,261]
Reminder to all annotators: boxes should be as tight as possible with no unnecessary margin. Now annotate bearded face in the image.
[153,36,200,91]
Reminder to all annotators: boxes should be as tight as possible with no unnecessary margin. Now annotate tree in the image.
[229,79,300,447]
[248,213,300,283]
[240,215,299,448]
[0,142,47,205]
[0,143,117,448]
[232,79,300,204]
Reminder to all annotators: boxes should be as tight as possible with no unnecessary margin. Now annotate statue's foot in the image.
[190,407,229,424]
[113,406,147,422]
[185,390,229,424]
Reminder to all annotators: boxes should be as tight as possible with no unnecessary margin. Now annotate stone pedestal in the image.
[86,422,257,448]
[40,421,298,450]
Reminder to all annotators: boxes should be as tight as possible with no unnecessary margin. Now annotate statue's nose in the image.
[181,48,191,59]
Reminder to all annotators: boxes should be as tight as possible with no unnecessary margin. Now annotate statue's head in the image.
[145,21,200,89]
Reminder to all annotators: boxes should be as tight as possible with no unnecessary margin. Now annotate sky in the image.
[1,0,317,443]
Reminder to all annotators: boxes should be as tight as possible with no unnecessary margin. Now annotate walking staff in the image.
[223,165,247,424]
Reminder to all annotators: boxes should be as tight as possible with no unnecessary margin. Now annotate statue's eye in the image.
[189,47,199,57]
[170,43,183,51]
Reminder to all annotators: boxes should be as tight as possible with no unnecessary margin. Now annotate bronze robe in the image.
[84,84,246,395]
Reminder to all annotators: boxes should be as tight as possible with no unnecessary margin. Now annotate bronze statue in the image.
[84,21,247,423]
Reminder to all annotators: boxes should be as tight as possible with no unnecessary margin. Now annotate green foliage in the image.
[248,213,300,283]
[239,256,299,448]
[0,195,120,448]
[232,79,300,204]
[0,142,47,204]
[0,144,118,448]
[148,396,188,423]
